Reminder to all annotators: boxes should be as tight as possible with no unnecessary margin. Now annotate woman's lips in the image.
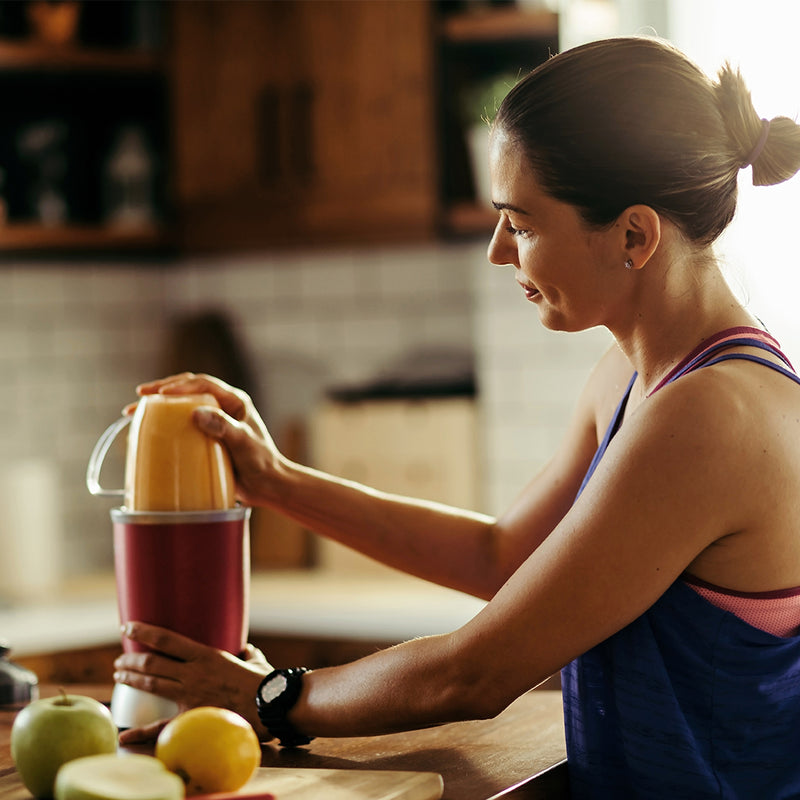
[518,281,540,301]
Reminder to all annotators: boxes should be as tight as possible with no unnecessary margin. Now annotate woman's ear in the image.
[620,205,661,270]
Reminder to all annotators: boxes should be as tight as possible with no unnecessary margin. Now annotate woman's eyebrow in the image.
[492,201,531,215]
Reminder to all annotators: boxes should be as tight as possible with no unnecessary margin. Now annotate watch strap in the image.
[255,667,313,747]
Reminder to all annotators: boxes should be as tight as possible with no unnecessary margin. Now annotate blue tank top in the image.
[562,328,800,799]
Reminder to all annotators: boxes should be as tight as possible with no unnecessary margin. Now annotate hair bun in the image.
[741,118,770,168]
[715,64,800,186]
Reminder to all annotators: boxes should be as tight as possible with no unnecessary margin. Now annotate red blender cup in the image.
[87,394,250,729]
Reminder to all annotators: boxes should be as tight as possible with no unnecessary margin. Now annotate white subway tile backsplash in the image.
[0,245,478,584]
[54,326,112,360]
[7,264,67,306]
[268,256,306,302]
[374,247,443,299]
[298,253,361,302]
[413,308,475,351]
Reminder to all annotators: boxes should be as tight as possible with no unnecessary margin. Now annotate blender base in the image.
[111,682,179,729]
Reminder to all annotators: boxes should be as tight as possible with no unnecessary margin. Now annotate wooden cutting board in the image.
[207,767,444,800]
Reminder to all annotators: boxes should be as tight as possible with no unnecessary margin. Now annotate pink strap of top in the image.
[649,326,787,396]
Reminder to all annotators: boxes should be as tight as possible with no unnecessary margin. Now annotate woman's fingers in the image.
[194,407,264,452]
[121,621,214,662]
[130,373,271,449]
[118,719,170,746]
[136,372,214,396]
[193,406,230,439]
[114,628,193,701]
[243,644,270,668]
[137,373,248,422]
[113,624,271,736]
[113,664,182,702]
[115,650,178,676]
[114,634,209,703]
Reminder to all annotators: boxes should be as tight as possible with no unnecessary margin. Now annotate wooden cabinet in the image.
[0,0,558,255]
[170,0,558,251]
[310,397,480,575]
[0,0,171,253]
[169,0,438,251]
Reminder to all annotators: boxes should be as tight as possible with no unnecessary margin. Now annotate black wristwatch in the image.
[255,667,314,747]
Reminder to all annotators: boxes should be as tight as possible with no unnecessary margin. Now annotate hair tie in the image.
[742,118,770,168]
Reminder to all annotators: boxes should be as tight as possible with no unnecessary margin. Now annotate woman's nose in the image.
[487,219,516,268]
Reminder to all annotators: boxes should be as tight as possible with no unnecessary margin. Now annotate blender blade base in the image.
[111,682,179,729]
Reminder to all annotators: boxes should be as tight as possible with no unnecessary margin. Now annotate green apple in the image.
[55,754,184,800]
[11,691,118,798]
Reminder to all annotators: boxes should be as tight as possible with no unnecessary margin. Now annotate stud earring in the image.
[624,259,634,270]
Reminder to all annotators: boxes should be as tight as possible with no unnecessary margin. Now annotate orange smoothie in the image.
[125,394,236,511]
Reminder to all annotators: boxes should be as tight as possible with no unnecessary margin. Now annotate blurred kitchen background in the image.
[0,0,798,674]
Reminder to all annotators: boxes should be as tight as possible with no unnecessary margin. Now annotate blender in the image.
[87,393,251,729]
[0,640,38,708]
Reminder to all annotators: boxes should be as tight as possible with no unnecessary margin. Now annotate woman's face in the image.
[486,129,625,333]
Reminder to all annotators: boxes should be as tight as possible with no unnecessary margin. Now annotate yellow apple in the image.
[155,707,261,795]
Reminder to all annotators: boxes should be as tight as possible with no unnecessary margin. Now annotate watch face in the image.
[261,673,288,703]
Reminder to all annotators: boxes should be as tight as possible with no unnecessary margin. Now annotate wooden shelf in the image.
[0,18,169,255]
[0,39,163,72]
[0,221,171,251]
[441,8,558,42]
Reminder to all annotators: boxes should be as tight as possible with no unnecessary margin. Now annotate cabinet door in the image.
[310,398,480,575]
[170,0,437,251]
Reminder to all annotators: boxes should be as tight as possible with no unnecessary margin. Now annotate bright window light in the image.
[669,0,800,359]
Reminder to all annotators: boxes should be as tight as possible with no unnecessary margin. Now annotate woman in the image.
[114,37,800,797]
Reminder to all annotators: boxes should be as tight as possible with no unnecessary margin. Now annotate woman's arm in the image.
[283,371,754,736]
[117,366,746,742]
[136,359,612,599]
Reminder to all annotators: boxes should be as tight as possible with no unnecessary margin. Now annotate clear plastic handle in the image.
[86,415,130,498]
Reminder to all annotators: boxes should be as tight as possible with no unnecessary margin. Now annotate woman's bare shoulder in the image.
[621,361,800,588]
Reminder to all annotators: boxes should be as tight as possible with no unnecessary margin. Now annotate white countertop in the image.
[0,570,486,657]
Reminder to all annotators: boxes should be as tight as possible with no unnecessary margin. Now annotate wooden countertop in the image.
[0,686,568,800]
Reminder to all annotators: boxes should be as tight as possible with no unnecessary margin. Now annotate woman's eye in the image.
[505,224,530,238]
[498,211,531,238]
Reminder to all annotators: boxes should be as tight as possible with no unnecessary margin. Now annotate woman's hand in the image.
[131,372,285,508]
[113,622,272,744]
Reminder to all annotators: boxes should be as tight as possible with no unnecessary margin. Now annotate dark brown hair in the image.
[493,36,800,245]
